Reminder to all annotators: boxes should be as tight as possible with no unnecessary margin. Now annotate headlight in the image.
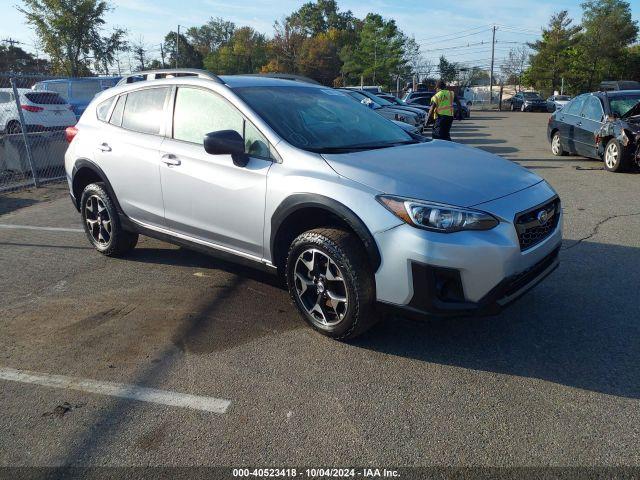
[377,195,499,233]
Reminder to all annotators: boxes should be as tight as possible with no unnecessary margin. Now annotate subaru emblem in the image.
[537,209,549,225]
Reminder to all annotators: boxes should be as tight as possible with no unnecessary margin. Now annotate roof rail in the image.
[245,73,321,85]
[116,69,224,86]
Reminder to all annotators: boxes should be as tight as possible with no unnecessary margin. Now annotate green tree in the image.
[339,13,406,87]
[576,0,638,90]
[438,56,457,83]
[286,0,356,36]
[204,27,266,74]
[164,31,203,69]
[298,28,345,85]
[525,10,581,94]
[18,0,127,76]
[0,45,50,73]
[261,20,306,74]
[186,17,235,57]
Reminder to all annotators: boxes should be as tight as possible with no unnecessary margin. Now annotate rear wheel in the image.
[551,132,566,156]
[7,121,22,134]
[286,228,377,340]
[80,183,138,256]
[603,138,631,173]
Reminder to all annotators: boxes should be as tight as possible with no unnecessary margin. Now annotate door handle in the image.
[161,154,181,166]
[98,143,111,152]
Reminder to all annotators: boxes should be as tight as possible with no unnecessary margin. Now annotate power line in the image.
[416,25,490,42]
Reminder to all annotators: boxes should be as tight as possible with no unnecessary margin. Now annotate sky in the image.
[2,0,639,75]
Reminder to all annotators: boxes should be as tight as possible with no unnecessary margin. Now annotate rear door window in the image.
[121,87,170,135]
[563,95,586,116]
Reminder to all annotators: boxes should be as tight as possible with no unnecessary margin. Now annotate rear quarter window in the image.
[96,97,115,122]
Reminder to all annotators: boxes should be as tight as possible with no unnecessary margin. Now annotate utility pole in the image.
[175,25,181,68]
[489,25,496,105]
[160,43,166,68]
[116,58,122,75]
[560,77,564,95]
[1,38,22,47]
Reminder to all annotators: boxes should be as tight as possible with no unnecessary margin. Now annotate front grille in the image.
[514,198,560,251]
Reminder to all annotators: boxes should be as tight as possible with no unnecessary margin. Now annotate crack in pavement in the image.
[562,211,640,250]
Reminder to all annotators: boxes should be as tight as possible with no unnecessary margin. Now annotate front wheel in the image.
[80,183,138,256]
[286,228,377,339]
[603,138,632,172]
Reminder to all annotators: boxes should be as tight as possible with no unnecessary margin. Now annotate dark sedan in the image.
[547,90,640,172]
[400,91,469,119]
[509,92,547,112]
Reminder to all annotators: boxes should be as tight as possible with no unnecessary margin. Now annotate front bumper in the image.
[373,182,562,318]
[523,103,548,112]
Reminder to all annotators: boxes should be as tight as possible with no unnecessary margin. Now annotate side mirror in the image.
[204,130,249,167]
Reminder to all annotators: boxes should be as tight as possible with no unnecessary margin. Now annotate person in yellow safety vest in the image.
[427,80,460,141]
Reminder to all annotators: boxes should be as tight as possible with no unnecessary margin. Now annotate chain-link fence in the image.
[0,73,78,192]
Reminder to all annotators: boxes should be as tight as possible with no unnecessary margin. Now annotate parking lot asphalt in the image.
[0,111,639,467]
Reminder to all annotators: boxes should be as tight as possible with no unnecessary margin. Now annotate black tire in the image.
[603,138,632,173]
[285,228,377,340]
[510,102,516,112]
[7,121,22,134]
[551,131,566,156]
[80,182,138,256]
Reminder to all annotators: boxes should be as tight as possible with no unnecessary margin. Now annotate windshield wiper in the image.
[313,140,419,154]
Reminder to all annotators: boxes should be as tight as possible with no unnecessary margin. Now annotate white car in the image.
[0,88,77,134]
[546,95,572,112]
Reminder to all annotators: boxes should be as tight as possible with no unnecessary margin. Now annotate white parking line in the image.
[0,224,83,233]
[0,367,231,414]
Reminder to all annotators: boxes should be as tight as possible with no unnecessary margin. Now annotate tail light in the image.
[21,105,44,113]
[65,126,78,143]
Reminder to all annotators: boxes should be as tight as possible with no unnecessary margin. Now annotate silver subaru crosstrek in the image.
[64,69,562,339]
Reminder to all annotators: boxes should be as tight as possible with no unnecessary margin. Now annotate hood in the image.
[621,100,640,119]
[322,141,542,207]
[379,106,417,117]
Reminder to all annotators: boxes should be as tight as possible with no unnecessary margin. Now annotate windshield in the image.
[523,92,541,99]
[360,91,394,106]
[609,94,640,117]
[555,95,570,101]
[235,86,415,153]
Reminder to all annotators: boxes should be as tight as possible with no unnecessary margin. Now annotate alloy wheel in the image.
[551,135,561,155]
[84,195,112,246]
[605,142,619,169]
[293,248,348,326]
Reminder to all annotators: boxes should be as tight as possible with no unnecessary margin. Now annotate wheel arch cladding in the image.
[270,194,382,273]
[72,159,123,213]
